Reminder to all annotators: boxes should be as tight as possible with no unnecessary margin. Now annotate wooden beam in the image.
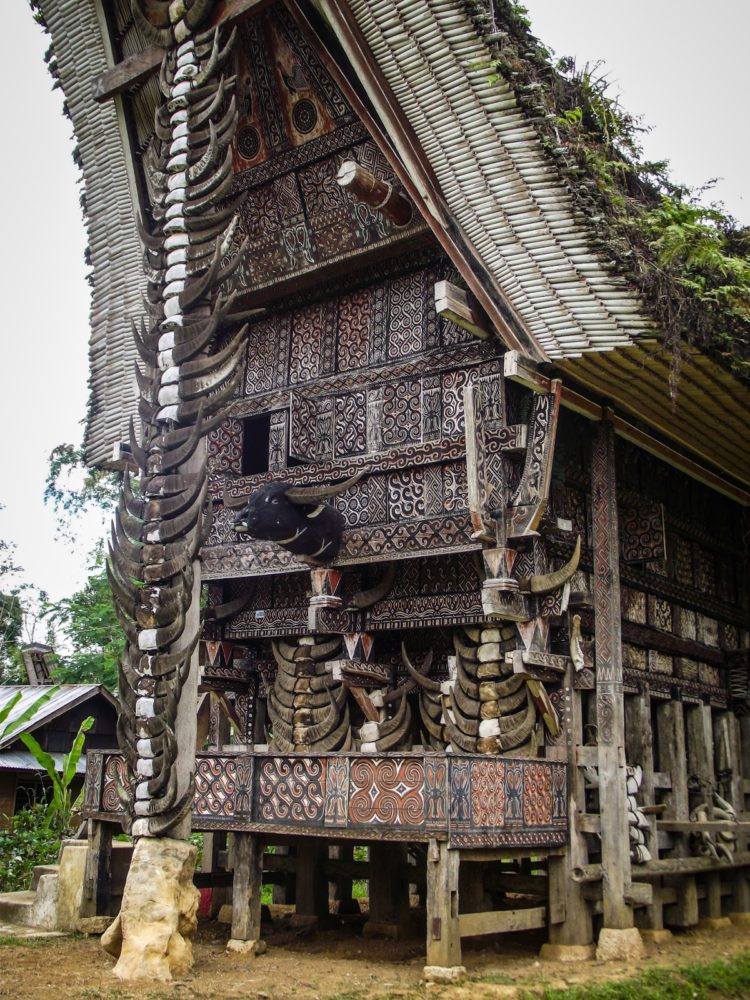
[458,906,546,938]
[434,280,490,340]
[92,0,271,103]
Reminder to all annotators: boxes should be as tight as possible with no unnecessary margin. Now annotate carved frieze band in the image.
[85,751,567,848]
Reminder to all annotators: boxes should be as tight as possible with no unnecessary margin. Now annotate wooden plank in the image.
[434,280,490,340]
[459,847,562,863]
[459,906,546,937]
[426,839,461,967]
[577,814,602,835]
[231,832,264,942]
[574,851,750,881]
[93,0,271,103]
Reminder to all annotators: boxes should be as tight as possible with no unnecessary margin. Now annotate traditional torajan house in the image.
[36,0,749,977]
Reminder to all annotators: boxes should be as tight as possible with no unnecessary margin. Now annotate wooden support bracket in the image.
[434,280,490,340]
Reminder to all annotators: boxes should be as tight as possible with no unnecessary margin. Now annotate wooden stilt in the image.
[425,839,461,969]
[330,843,358,914]
[366,843,410,936]
[685,703,721,918]
[658,701,698,926]
[80,819,113,918]
[625,686,663,930]
[230,833,264,943]
[547,667,593,946]
[295,839,328,919]
[591,420,633,931]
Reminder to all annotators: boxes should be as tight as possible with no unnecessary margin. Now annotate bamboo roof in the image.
[35,0,749,493]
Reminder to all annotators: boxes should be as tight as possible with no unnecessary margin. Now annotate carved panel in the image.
[334,392,367,457]
[387,273,424,359]
[348,758,425,826]
[207,418,243,475]
[289,303,325,385]
[620,501,665,563]
[388,469,426,521]
[380,379,422,448]
[337,288,371,371]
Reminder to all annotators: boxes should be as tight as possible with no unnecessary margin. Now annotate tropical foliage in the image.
[19,715,94,836]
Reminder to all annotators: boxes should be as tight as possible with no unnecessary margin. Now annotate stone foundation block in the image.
[226,938,266,956]
[102,837,199,981]
[596,927,646,962]
[423,965,467,983]
[539,942,596,962]
[698,916,732,931]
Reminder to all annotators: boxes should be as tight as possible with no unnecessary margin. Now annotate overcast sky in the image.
[0,1,747,608]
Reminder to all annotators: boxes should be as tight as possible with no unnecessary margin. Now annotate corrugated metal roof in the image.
[0,751,87,775]
[0,685,107,751]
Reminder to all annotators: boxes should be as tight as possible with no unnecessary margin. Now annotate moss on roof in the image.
[464,0,750,387]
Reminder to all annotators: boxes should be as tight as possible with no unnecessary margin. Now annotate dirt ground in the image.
[1,910,749,1000]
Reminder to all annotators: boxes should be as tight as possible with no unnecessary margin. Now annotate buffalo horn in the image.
[286,469,368,505]
[526,536,581,595]
[348,562,396,610]
[401,643,442,693]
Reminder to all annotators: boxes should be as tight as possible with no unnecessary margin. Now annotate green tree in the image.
[41,445,121,690]
[43,546,121,690]
[0,509,27,683]
[44,443,119,546]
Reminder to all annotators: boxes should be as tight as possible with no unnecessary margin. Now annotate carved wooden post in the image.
[591,420,633,932]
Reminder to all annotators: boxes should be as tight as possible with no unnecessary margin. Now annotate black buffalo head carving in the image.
[231,471,365,562]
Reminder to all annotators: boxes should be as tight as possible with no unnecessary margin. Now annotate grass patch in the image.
[514,951,750,999]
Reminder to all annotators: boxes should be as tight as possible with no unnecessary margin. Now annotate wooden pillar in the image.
[658,700,698,926]
[329,843,358,915]
[685,703,721,918]
[80,819,113,918]
[625,685,663,929]
[271,844,294,904]
[367,843,410,935]
[717,711,750,912]
[231,833,264,942]
[548,667,593,946]
[425,839,461,968]
[591,420,632,930]
[295,839,328,918]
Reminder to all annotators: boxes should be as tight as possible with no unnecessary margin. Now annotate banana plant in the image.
[20,715,94,835]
